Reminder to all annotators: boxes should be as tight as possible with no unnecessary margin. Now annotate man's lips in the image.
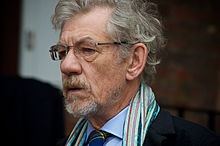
[67,87,84,93]
[68,87,83,90]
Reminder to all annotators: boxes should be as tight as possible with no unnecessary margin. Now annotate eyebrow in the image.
[57,36,95,46]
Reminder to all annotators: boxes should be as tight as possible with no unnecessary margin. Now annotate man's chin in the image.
[64,90,92,102]
[64,100,98,118]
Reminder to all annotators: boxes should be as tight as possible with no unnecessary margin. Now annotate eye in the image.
[57,45,68,60]
[81,47,97,56]
[74,40,99,62]
[58,50,66,59]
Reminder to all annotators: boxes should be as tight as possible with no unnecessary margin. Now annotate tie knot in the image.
[86,130,111,146]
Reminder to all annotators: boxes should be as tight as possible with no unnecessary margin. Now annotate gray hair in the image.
[52,0,166,84]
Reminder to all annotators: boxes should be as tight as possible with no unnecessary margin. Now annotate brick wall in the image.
[151,0,220,135]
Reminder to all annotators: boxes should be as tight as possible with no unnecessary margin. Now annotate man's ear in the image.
[126,43,148,81]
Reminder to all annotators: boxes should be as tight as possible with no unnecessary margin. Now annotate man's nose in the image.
[60,49,82,76]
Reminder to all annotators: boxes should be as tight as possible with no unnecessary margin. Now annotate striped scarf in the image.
[65,83,160,146]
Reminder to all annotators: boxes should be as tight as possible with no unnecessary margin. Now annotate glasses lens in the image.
[49,46,58,60]
[49,40,100,62]
[57,45,68,60]
[76,40,99,62]
[49,45,68,61]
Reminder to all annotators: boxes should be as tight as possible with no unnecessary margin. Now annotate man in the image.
[49,0,220,145]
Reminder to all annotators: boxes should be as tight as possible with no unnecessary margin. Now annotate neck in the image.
[87,79,141,129]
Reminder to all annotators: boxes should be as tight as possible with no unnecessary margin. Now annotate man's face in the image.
[59,7,128,117]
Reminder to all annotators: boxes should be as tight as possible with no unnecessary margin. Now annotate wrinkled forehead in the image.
[58,35,95,45]
[59,6,114,45]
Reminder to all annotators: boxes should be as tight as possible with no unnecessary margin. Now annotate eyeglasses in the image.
[49,39,128,62]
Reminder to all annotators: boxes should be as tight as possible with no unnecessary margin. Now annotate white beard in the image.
[64,93,97,118]
[62,74,126,118]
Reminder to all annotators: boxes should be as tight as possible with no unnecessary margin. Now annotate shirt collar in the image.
[86,106,129,140]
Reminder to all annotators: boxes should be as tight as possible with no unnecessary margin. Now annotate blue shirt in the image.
[86,107,129,146]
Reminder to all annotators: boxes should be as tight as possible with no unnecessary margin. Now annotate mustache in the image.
[63,76,90,92]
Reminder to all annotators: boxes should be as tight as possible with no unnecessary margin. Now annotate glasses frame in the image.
[49,41,129,61]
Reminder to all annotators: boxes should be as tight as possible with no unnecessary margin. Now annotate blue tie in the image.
[87,130,111,146]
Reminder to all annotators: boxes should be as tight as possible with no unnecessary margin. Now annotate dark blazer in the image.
[144,110,220,146]
[57,110,220,146]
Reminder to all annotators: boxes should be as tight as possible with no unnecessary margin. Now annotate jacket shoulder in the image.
[171,113,220,146]
[144,110,220,146]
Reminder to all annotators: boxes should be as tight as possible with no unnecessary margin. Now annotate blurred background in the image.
[0,0,219,145]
